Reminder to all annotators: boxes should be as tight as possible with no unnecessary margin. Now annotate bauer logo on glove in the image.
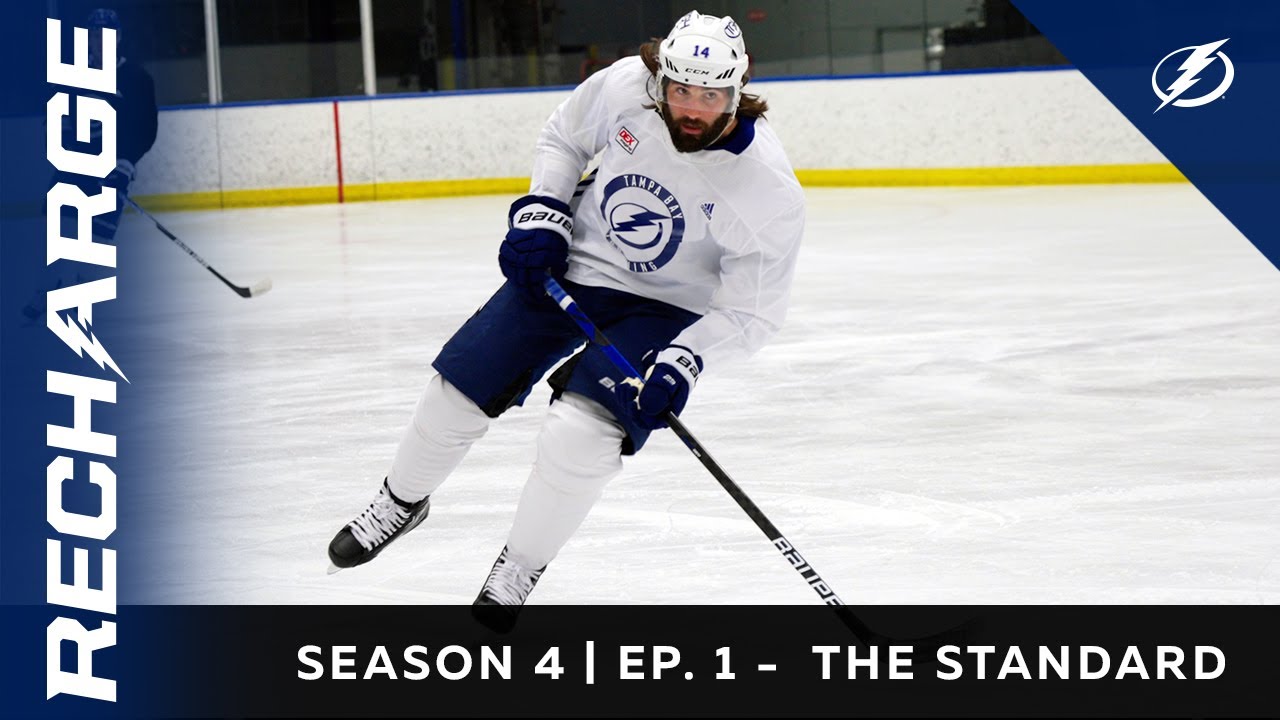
[617,345,704,430]
[500,194,574,292]
[515,208,573,234]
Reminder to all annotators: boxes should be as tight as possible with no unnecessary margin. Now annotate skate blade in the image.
[326,563,344,575]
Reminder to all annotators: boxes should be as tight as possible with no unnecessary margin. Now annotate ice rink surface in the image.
[124,185,1280,605]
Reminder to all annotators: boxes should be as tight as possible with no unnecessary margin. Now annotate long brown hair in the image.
[639,39,769,119]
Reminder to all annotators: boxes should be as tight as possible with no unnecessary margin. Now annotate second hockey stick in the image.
[543,276,964,647]
[124,196,272,298]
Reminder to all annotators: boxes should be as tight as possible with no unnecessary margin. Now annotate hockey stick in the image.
[124,196,272,298]
[545,276,976,650]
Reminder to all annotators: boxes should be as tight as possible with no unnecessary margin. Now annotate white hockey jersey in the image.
[528,56,805,370]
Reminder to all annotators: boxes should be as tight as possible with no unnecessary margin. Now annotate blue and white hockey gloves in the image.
[103,159,135,191]
[617,345,704,430]
[499,195,572,293]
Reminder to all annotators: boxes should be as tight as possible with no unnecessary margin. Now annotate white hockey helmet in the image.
[658,11,749,91]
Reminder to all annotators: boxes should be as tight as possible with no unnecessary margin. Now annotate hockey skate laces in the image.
[347,490,408,551]
[484,558,540,605]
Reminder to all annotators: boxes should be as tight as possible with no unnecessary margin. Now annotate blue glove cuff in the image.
[508,195,573,240]
[509,194,571,219]
[653,345,703,387]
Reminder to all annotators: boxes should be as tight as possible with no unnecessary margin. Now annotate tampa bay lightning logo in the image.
[609,203,666,250]
[601,174,685,272]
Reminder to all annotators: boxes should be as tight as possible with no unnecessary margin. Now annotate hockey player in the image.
[83,8,157,240]
[329,10,805,627]
[24,8,158,320]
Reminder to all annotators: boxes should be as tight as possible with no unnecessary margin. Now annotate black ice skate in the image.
[21,275,78,322]
[471,546,545,633]
[327,479,430,572]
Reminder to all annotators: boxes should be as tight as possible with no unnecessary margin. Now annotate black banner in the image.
[7,605,1277,717]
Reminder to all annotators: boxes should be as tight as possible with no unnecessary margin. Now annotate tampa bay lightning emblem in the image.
[608,203,666,250]
[600,174,685,272]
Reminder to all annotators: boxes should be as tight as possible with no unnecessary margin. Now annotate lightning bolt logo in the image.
[613,209,666,234]
[600,173,687,273]
[608,203,668,250]
[1153,39,1235,113]
[59,318,128,382]
[46,278,129,383]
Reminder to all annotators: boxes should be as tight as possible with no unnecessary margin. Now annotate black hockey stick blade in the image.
[125,197,272,299]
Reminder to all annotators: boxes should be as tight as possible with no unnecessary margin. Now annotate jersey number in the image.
[692,45,711,58]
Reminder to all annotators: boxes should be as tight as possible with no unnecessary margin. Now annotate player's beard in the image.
[662,108,733,153]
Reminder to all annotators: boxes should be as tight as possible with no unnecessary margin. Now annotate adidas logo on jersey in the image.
[701,202,714,220]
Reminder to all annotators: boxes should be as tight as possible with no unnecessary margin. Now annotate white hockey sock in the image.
[505,392,625,570]
[387,374,490,502]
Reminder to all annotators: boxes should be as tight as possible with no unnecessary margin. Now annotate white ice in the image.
[121,185,1280,605]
